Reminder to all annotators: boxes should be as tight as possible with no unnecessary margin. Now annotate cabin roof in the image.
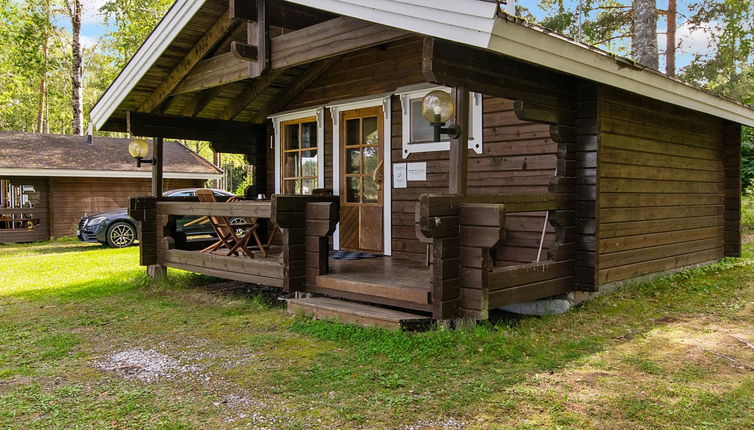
[90,0,754,129]
[0,132,222,179]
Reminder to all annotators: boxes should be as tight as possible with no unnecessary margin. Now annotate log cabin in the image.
[0,132,221,243]
[90,0,754,328]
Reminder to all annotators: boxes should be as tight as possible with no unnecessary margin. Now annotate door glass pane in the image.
[284,124,300,150]
[363,177,378,203]
[302,151,317,177]
[301,122,317,148]
[346,119,360,146]
[363,146,378,175]
[362,117,378,145]
[346,148,360,174]
[284,179,301,195]
[410,99,435,143]
[284,152,301,178]
[301,178,316,195]
[346,177,360,203]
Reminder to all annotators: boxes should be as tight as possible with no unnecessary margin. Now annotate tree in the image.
[632,0,659,68]
[99,0,173,69]
[64,0,83,135]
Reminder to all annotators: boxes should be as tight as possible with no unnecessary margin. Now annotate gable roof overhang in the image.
[91,0,754,130]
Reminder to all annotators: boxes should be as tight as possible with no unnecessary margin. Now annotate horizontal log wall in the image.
[597,86,728,286]
[0,176,49,243]
[49,177,201,238]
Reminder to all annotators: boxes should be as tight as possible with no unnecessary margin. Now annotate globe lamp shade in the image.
[420,90,455,123]
[128,138,151,159]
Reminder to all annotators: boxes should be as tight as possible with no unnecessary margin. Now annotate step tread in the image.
[287,297,432,329]
[315,274,431,304]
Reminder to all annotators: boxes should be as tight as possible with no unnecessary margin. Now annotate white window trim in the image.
[269,106,325,195]
[326,93,393,255]
[397,85,483,158]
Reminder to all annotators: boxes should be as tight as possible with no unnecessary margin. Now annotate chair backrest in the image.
[196,189,234,236]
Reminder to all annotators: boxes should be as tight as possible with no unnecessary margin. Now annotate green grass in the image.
[1,240,753,428]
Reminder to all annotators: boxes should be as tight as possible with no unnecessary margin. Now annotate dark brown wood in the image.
[152,137,163,197]
[449,87,469,195]
[230,41,258,61]
[127,111,267,142]
[248,0,268,78]
[723,122,741,257]
[221,69,284,120]
[514,100,577,126]
[287,296,431,330]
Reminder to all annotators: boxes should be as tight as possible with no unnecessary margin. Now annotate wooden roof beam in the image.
[251,57,340,123]
[221,69,285,121]
[139,9,241,113]
[179,87,223,117]
[171,16,408,96]
[127,111,266,143]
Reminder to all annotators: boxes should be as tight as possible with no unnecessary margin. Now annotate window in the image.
[398,85,483,158]
[281,117,318,195]
[1,180,40,231]
[270,107,325,195]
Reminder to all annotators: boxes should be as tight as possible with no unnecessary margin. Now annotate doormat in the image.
[329,250,382,260]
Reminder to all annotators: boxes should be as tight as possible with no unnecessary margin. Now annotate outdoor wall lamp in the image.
[128,138,154,167]
[420,90,461,141]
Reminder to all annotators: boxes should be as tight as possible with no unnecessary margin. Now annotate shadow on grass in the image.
[1,238,104,258]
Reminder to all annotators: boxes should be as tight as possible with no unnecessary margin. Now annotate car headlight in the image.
[87,216,107,227]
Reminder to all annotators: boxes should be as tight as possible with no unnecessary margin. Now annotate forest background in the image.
[0,0,752,192]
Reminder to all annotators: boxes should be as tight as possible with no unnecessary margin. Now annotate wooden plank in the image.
[449,86,469,195]
[598,247,723,284]
[514,100,576,125]
[315,275,430,304]
[600,215,723,238]
[599,226,723,254]
[600,237,722,269]
[488,260,573,290]
[162,249,283,279]
[163,260,283,287]
[127,111,267,142]
[488,276,573,309]
[600,205,722,223]
[287,297,431,330]
[271,16,410,69]
[230,41,258,61]
[141,10,239,111]
[173,52,253,95]
[220,69,284,120]
[178,87,223,117]
[156,201,271,218]
[250,57,339,122]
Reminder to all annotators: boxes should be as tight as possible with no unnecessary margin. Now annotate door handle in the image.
[373,159,384,191]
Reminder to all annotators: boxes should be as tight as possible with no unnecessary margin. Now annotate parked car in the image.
[77,188,237,248]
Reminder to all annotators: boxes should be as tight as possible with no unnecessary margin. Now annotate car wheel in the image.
[106,222,136,248]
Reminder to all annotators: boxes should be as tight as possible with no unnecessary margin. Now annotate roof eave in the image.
[488,16,754,127]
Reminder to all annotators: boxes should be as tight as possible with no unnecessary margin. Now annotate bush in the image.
[742,181,754,233]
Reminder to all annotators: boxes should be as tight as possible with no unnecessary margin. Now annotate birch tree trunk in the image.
[632,0,659,69]
[67,0,83,135]
[36,0,50,134]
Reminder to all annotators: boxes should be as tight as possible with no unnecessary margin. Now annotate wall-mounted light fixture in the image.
[420,90,460,141]
[128,138,154,167]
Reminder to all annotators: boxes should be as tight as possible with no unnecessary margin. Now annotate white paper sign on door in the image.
[393,163,407,188]
[406,162,427,181]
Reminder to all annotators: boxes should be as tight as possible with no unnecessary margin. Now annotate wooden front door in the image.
[339,106,384,253]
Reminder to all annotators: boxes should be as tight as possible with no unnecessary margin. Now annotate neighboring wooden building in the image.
[90,0,754,327]
[0,132,221,243]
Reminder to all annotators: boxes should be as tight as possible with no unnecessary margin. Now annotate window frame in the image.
[397,85,483,158]
[280,116,319,195]
[269,107,325,195]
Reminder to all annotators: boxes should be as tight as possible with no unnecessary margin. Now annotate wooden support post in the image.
[248,0,269,78]
[723,122,742,257]
[449,87,469,195]
[151,137,163,197]
[304,201,339,287]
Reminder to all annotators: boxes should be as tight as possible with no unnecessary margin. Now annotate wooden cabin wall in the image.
[267,37,557,262]
[596,86,728,286]
[49,177,201,238]
[0,176,49,243]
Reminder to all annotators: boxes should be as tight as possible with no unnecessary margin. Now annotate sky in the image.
[69,0,714,71]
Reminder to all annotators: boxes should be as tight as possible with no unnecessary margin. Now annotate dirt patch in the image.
[742,234,754,244]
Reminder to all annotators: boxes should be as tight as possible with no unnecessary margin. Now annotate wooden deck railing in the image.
[129,195,338,292]
[418,190,575,320]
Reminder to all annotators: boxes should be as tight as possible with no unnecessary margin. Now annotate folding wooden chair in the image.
[226,196,270,257]
[196,189,256,258]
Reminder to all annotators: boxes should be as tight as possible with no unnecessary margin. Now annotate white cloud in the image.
[80,34,99,50]
[658,21,718,59]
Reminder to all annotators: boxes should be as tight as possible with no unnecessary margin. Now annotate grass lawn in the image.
[1,238,754,429]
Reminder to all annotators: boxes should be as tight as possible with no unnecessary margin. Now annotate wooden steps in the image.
[286,297,432,330]
[315,274,431,304]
